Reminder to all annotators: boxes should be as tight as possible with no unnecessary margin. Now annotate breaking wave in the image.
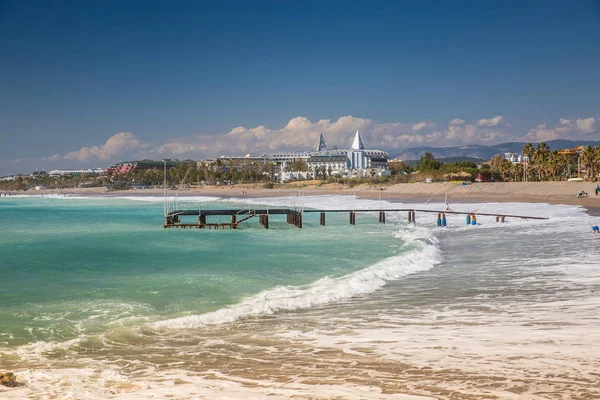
[154,226,441,329]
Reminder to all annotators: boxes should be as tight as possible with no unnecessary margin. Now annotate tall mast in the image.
[163,159,167,216]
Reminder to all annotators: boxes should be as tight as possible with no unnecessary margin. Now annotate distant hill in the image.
[394,139,600,161]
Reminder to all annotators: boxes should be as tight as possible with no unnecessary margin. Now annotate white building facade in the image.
[48,168,105,178]
[504,153,529,164]
[271,131,390,181]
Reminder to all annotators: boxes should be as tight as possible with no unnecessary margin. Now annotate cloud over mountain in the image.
[44,114,599,165]
[525,118,597,142]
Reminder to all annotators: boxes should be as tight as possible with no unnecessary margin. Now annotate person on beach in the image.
[591,224,599,235]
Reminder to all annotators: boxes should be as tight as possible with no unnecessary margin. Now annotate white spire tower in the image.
[316,133,327,152]
[351,130,365,150]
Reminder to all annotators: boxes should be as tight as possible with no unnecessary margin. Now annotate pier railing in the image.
[164,206,548,230]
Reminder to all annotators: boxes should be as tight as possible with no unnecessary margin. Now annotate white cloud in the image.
[576,117,595,133]
[524,124,560,142]
[44,114,599,166]
[412,122,428,132]
[524,117,597,142]
[62,132,141,161]
[48,115,516,163]
[477,116,503,127]
[154,116,374,158]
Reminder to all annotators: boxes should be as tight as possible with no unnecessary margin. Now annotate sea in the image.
[0,194,599,399]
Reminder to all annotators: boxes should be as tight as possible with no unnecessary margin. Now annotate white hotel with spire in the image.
[226,130,390,181]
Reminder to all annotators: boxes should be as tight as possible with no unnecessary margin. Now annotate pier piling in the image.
[163,206,544,230]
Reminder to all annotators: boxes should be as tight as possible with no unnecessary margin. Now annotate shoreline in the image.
[2,183,599,399]
[3,181,599,215]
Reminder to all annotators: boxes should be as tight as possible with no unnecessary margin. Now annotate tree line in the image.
[490,143,600,182]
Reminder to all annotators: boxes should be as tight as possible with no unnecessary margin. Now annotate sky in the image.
[1,0,599,175]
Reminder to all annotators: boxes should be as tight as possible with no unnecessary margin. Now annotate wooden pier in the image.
[164,206,547,229]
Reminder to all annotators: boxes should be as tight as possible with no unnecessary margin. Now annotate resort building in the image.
[30,170,48,178]
[272,131,390,181]
[106,159,182,175]
[200,131,390,182]
[503,152,529,164]
[48,168,105,178]
[558,145,583,156]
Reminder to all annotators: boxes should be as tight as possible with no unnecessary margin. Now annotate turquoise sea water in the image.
[0,196,406,347]
[2,195,600,399]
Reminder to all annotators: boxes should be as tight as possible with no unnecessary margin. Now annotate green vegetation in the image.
[383,152,486,183]
[489,142,600,182]
[4,142,599,192]
[0,159,277,191]
[0,173,108,191]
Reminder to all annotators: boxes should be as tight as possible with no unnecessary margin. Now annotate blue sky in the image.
[1,0,599,174]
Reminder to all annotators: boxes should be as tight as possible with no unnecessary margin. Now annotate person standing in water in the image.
[591,224,599,235]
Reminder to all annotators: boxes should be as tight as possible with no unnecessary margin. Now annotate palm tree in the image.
[511,162,523,182]
[522,142,534,181]
[533,142,550,180]
[580,146,596,179]
[593,146,600,180]
[546,150,568,180]
[556,152,570,180]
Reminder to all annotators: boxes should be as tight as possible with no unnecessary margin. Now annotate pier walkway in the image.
[164,207,547,229]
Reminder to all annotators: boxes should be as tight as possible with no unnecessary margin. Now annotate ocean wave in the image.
[153,226,441,329]
[108,195,222,203]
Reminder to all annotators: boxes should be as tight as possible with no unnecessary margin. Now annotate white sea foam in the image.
[154,244,441,328]
[150,194,592,329]
[4,195,600,398]
[108,195,222,203]
[153,200,442,329]
[0,367,435,400]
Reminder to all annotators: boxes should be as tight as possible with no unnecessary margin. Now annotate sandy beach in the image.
[10,181,600,214]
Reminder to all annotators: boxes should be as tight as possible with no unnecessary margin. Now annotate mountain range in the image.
[394,139,600,161]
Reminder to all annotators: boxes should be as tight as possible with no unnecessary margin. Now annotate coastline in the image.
[2,183,599,399]
[5,181,600,216]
